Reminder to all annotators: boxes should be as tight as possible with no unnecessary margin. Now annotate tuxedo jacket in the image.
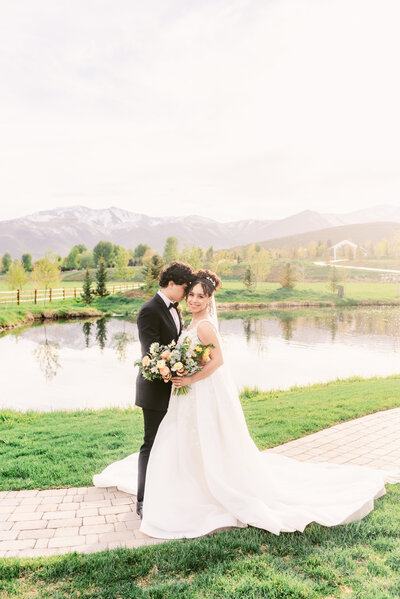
[135,293,183,412]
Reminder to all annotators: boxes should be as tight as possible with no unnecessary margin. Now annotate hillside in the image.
[251,221,400,250]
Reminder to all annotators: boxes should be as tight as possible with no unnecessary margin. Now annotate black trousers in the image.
[137,408,167,503]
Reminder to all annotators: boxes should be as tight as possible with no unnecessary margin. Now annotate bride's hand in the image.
[171,375,191,388]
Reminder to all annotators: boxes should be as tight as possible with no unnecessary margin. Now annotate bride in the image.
[94,269,399,539]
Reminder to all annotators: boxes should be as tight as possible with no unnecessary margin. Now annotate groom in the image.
[135,261,194,518]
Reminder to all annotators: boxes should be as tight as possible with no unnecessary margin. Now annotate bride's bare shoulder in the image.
[197,320,218,343]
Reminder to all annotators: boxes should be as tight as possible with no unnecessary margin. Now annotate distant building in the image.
[330,240,367,260]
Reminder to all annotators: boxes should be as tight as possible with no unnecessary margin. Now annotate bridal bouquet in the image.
[135,338,213,396]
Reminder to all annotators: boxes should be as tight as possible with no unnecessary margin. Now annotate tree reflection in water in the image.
[280,316,295,341]
[32,325,61,381]
[82,321,92,348]
[81,318,136,359]
[241,318,269,353]
[112,331,136,362]
[96,318,107,351]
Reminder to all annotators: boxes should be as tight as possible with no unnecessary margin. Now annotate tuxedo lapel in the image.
[178,309,184,336]
[154,294,178,338]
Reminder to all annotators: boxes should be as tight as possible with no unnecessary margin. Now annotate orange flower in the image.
[176,367,188,376]
[160,366,171,382]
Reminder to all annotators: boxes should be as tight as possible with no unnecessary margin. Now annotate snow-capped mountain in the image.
[1,204,400,259]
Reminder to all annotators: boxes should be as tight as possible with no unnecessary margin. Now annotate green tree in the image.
[21,253,33,272]
[163,237,179,262]
[280,263,296,289]
[65,244,87,270]
[179,245,204,270]
[142,254,164,297]
[32,252,61,300]
[329,266,340,294]
[80,250,95,269]
[133,243,150,264]
[243,265,255,290]
[2,252,11,273]
[205,246,214,267]
[115,246,131,280]
[5,259,28,290]
[93,241,114,266]
[95,257,108,297]
[81,267,94,305]
[247,244,271,287]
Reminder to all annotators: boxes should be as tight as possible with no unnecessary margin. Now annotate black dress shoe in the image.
[136,501,143,519]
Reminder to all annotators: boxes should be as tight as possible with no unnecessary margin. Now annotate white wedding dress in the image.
[94,319,399,539]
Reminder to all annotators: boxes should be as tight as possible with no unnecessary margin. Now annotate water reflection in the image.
[32,325,61,381]
[96,319,107,351]
[1,307,399,411]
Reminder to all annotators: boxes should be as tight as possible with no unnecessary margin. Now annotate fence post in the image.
[63,288,65,299]
[113,286,115,294]
[34,289,37,304]
[49,288,52,303]
[74,288,76,298]
[17,289,20,305]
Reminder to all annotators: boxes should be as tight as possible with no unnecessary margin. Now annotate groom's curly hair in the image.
[158,261,195,288]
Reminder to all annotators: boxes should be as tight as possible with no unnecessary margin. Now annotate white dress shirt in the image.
[157,290,180,333]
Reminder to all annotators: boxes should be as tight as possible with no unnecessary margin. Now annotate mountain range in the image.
[1,204,400,259]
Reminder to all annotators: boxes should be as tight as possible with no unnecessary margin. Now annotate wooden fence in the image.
[0,282,140,306]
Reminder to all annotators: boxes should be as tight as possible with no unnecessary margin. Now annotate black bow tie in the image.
[169,302,179,310]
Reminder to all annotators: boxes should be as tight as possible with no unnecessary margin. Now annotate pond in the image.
[1,307,400,411]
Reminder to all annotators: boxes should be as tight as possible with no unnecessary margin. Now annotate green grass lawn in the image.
[1,376,399,492]
[1,375,400,598]
[216,280,400,303]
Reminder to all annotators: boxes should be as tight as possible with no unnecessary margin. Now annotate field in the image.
[216,280,400,303]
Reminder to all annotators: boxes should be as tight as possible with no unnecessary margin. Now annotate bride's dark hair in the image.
[186,269,222,297]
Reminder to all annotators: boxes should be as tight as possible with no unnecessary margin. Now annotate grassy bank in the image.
[1,375,400,491]
[1,376,400,598]
[216,280,400,304]
[0,295,144,331]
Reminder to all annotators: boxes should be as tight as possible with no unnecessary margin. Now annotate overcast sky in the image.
[1,0,400,223]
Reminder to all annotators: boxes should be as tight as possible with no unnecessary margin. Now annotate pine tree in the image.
[142,254,164,297]
[280,263,296,289]
[329,265,339,294]
[95,258,108,297]
[81,267,94,304]
[243,265,255,290]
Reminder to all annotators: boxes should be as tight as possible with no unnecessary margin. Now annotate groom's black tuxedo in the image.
[135,292,183,505]
[135,293,182,412]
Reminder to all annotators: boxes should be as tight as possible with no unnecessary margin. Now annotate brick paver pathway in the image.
[1,408,399,559]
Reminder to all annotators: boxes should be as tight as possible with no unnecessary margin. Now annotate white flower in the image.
[150,342,159,355]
